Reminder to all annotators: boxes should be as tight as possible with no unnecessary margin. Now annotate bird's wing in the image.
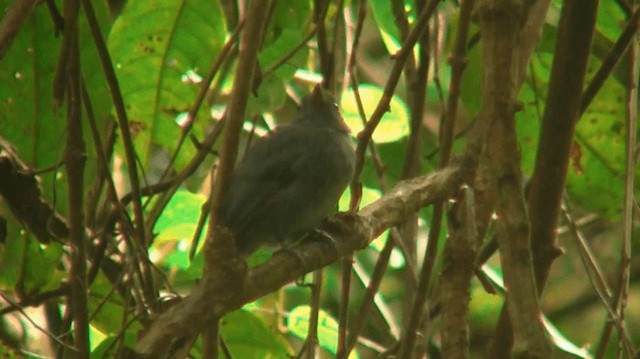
[218,127,306,230]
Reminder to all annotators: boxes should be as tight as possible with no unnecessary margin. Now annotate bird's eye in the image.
[333,102,338,109]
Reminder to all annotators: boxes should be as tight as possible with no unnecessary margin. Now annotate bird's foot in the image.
[308,228,340,256]
[274,248,318,287]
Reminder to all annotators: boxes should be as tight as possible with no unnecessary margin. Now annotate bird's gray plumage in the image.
[218,86,355,256]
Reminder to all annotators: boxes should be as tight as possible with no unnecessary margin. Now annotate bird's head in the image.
[296,85,351,133]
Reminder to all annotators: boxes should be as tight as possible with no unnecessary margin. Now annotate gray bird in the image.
[218,85,356,257]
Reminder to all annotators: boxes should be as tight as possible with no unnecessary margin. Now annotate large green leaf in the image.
[0,225,63,295]
[570,56,630,220]
[519,49,638,220]
[341,84,409,143]
[108,0,226,170]
[0,6,62,168]
[0,1,110,213]
[219,310,292,358]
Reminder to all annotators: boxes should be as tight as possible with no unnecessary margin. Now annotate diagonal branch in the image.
[528,0,599,294]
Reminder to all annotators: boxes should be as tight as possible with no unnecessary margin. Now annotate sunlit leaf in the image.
[221,310,292,358]
[341,84,409,143]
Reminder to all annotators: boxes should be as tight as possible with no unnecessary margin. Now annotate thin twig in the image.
[0,0,39,60]
[262,28,318,79]
[81,0,157,312]
[580,7,640,116]
[304,270,323,358]
[343,238,396,357]
[561,202,635,355]
[62,0,89,354]
[158,19,245,182]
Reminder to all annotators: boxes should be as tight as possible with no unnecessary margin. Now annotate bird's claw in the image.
[309,228,340,256]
